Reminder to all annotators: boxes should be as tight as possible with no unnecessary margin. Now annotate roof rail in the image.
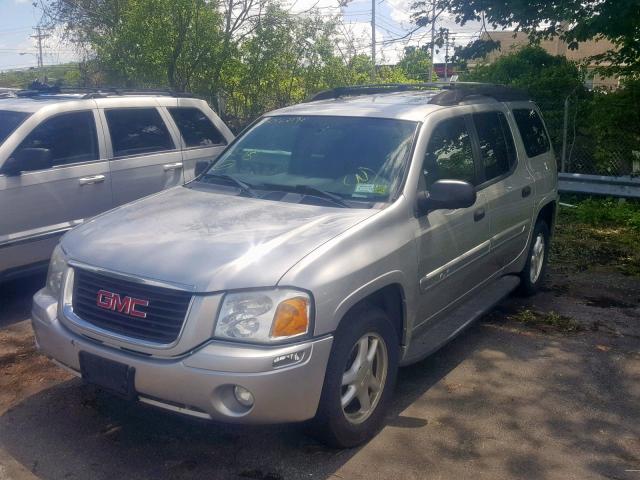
[305,82,530,105]
[14,85,195,99]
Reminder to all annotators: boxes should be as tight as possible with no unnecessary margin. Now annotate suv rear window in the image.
[473,111,517,182]
[512,108,550,158]
[105,108,174,158]
[0,110,30,145]
[168,107,226,147]
[15,111,98,166]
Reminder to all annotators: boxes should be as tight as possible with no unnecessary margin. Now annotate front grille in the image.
[72,268,192,344]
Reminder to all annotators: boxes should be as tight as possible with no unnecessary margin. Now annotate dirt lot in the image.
[1,209,639,480]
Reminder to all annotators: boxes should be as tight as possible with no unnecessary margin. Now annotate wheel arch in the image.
[536,199,558,235]
[332,272,408,347]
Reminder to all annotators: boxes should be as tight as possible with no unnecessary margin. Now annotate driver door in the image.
[0,109,112,275]
[413,114,493,331]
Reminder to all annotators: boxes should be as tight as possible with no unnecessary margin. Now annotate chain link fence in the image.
[538,98,640,176]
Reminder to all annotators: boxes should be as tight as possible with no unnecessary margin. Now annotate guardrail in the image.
[558,173,640,199]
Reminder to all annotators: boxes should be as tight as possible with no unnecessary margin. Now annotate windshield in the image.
[204,115,418,204]
[0,110,31,145]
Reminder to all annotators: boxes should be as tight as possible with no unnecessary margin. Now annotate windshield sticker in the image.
[354,184,388,195]
[354,183,375,193]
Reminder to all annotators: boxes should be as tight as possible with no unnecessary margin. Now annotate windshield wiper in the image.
[201,173,256,197]
[257,183,350,208]
[292,185,350,208]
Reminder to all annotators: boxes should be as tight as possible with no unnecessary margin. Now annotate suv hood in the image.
[62,186,377,292]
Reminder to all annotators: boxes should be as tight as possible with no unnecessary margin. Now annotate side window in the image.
[168,107,226,148]
[105,108,174,158]
[15,111,98,167]
[423,116,475,187]
[473,111,517,182]
[512,108,550,158]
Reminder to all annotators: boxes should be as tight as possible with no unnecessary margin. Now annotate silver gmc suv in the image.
[32,83,558,447]
[0,88,233,281]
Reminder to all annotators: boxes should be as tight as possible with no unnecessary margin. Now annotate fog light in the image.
[233,385,254,407]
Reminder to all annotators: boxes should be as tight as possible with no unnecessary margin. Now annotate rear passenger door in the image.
[470,109,535,269]
[100,105,184,206]
[167,100,232,182]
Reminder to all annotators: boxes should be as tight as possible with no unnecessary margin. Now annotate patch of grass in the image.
[552,197,640,276]
[510,309,583,333]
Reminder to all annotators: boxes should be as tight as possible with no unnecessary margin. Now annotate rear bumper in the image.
[32,288,333,424]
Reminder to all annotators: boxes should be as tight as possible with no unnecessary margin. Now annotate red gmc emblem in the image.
[96,289,149,319]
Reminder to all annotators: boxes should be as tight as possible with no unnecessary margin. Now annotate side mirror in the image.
[1,148,53,175]
[194,159,212,178]
[417,179,476,214]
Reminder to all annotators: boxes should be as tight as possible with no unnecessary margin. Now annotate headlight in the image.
[46,244,67,297]
[215,289,311,344]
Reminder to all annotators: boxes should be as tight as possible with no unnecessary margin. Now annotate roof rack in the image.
[14,84,195,100]
[305,82,530,106]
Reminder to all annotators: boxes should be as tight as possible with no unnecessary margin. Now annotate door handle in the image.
[474,208,485,222]
[522,185,532,198]
[78,174,105,186]
[163,162,183,171]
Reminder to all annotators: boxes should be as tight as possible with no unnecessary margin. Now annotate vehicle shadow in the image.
[1,305,638,480]
[0,273,46,329]
[0,318,489,480]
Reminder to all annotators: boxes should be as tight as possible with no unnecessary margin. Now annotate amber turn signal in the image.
[271,297,309,338]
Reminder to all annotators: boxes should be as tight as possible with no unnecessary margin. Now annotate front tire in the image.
[309,305,399,448]
[518,220,550,296]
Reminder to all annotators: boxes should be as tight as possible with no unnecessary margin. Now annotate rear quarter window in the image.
[512,108,551,158]
[168,107,226,148]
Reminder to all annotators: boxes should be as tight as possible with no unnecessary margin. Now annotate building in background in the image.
[471,31,620,89]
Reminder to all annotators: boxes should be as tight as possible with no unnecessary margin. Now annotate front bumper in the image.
[32,289,333,424]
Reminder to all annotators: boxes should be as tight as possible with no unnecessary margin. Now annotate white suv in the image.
[0,88,233,280]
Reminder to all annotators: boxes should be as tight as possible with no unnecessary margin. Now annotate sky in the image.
[0,0,483,72]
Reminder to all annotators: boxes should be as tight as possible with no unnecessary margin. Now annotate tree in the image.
[397,46,435,81]
[411,0,640,77]
[41,0,223,90]
[464,46,585,151]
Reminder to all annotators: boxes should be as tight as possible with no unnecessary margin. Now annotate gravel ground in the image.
[0,268,639,480]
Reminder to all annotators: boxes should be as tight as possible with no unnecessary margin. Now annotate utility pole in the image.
[371,0,376,82]
[31,27,50,81]
[428,1,436,81]
[443,29,450,82]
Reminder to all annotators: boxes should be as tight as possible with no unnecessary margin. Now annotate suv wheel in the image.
[309,306,399,448]
[518,220,550,296]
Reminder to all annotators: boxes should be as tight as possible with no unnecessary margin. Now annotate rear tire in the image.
[518,220,550,296]
[309,305,399,448]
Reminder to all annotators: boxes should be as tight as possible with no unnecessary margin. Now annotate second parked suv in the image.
[0,89,233,280]
[32,83,558,447]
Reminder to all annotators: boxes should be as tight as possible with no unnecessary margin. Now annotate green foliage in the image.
[36,0,422,130]
[396,46,436,81]
[464,46,585,151]
[0,63,82,88]
[413,0,640,77]
[509,309,583,333]
[567,198,640,232]
[464,46,585,101]
[452,39,501,66]
[552,198,640,276]
[585,79,640,174]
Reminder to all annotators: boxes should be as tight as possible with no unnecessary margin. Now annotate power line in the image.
[31,26,50,80]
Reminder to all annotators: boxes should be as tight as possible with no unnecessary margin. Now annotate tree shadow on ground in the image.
[1,296,638,480]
